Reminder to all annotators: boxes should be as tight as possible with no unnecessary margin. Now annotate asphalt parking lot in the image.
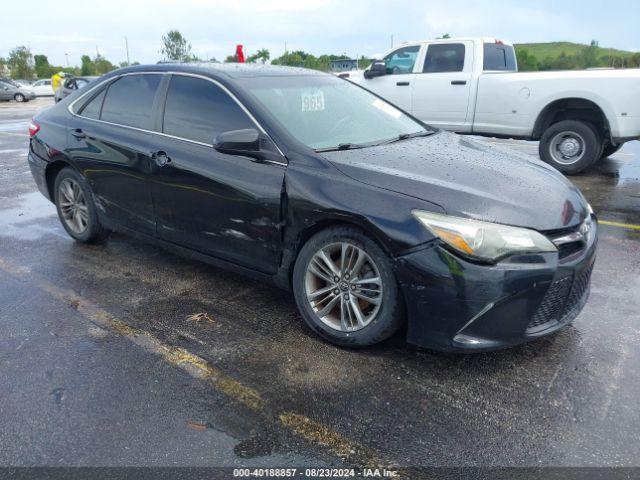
[1,98,639,471]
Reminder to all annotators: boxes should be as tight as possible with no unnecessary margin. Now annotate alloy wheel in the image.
[304,241,383,332]
[58,178,89,234]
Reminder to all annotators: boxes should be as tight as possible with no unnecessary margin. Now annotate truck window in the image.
[483,44,517,71]
[383,46,420,75]
[423,44,465,73]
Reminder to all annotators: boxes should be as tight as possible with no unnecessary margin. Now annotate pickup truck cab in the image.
[345,37,640,174]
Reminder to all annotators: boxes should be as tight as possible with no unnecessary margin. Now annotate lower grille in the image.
[564,264,594,316]
[527,264,594,332]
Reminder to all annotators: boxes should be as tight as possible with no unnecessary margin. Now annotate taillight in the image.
[28,119,40,137]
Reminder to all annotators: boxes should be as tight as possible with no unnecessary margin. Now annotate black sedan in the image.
[26,64,597,352]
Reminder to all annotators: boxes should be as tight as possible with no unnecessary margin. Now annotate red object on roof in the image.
[236,44,245,63]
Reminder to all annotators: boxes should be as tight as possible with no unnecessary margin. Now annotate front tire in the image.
[14,93,25,103]
[292,226,404,347]
[54,167,109,243]
[539,120,601,174]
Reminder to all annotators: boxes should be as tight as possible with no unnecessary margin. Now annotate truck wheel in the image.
[539,120,601,174]
[601,142,622,159]
[292,226,404,348]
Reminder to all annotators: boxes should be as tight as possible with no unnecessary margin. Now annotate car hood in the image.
[320,131,589,232]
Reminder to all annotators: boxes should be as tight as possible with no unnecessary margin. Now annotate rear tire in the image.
[54,167,109,243]
[14,93,25,103]
[601,142,622,159]
[292,226,404,348]
[539,120,601,174]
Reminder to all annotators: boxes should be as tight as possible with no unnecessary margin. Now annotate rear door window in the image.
[162,75,254,144]
[423,43,465,73]
[100,74,161,130]
[483,44,517,71]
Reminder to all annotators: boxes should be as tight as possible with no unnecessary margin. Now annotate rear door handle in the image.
[396,81,410,86]
[71,128,86,139]
[151,151,171,167]
[451,80,467,85]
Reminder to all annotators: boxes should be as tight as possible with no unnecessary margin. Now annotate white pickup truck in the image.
[344,37,640,174]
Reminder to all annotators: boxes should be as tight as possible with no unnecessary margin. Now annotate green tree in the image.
[630,52,640,68]
[515,48,539,71]
[437,33,451,39]
[0,57,6,75]
[224,55,237,63]
[7,46,34,79]
[357,56,372,70]
[581,40,600,68]
[34,54,51,78]
[246,48,270,64]
[160,30,192,61]
[81,55,94,75]
[93,54,115,75]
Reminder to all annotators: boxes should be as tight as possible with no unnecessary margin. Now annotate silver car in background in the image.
[54,76,97,103]
[0,79,36,102]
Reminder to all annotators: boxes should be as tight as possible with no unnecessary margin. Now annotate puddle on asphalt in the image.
[0,191,63,240]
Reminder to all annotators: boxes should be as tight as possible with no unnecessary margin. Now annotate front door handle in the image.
[396,81,410,86]
[70,128,86,139]
[451,80,467,85]
[151,151,171,167]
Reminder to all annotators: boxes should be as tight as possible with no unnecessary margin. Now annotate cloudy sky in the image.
[2,0,638,66]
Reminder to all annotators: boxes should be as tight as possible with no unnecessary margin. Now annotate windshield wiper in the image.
[314,130,435,152]
[376,130,435,146]
[315,142,367,152]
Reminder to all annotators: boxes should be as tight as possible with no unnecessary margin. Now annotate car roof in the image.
[116,62,326,79]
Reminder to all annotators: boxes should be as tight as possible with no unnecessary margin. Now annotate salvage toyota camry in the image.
[27,63,597,352]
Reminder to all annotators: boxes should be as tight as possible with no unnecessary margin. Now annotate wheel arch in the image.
[532,97,612,143]
[45,159,79,201]
[282,216,395,287]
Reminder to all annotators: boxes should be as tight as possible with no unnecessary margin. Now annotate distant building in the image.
[329,59,358,72]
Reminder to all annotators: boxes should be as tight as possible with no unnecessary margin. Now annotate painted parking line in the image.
[0,131,29,137]
[0,256,385,469]
[599,220,640,231]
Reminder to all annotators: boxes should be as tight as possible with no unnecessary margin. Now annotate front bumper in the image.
[395,219,597,352]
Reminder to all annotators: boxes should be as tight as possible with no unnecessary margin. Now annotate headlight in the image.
[412,210,557,263]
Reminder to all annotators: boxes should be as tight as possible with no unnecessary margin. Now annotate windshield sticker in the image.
[372,99,402,119]
[301,90,326,112]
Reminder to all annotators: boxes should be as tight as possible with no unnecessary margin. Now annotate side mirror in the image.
[213,128,261,157]
[364,60,387,79]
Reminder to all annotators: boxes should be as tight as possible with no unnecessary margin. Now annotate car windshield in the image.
[238,75,432,150]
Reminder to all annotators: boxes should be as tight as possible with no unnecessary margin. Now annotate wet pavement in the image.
[0,98,639,470]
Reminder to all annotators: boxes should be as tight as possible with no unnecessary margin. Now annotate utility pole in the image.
[65,53,69,67]
[284,41,287,54]
[125,37,130,65]
[390,35,394,49]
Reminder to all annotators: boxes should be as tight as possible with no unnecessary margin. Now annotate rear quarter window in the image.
[79,89,107,119]
[483,44,517,71]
